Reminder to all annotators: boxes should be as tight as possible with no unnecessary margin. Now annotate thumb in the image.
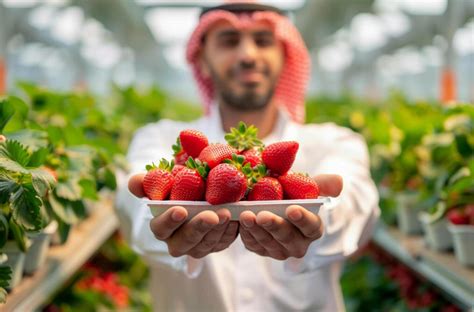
[128,173,146,197]
[313,174,343,197]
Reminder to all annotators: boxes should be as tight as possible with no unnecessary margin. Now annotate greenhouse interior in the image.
[0,0,473,311]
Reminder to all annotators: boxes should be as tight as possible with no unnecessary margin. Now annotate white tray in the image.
[144,197,331,220]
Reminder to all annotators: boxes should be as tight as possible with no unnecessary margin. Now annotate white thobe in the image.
[115,107,380,312]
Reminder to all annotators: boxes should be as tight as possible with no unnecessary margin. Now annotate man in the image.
[117,3,380,311]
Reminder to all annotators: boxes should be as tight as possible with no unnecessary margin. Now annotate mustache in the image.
[229,61,270,77]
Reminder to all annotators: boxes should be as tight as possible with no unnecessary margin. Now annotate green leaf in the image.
[0,287,7,304]
[10,184,43,231]
[0,265,12,292]
[0,140,30,168]
[102,167,117,190]
[0,176,17,202]
[0,215,8,248]
[0,174,18,195]
[47,193,79,224]
[7,130,49,152]
[0,157,29,174]
[0,98,15,133]
[79,179,98,200]
[56,218,72,244]
[56,178,83,201]
[8,218,28,252]
[0,96,29,133]
[30,167,56,197]
[27,147,49,168]
[455,134,473,159]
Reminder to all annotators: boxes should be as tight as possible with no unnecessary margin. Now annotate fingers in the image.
[167,210,219,257]
[187,209,231,257]
[212,221,239,252]
[240,211,288,260]
[286,205,323,240]
[150,206,188,240]
[128,173,146,197]
[314,174,343,197]
[239,227,268,256]
[255,211,307,257]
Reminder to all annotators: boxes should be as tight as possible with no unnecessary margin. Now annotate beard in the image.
[208,62,279,111]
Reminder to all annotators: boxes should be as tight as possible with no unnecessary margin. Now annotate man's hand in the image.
[239,174,343,260]
[128,174,239,258]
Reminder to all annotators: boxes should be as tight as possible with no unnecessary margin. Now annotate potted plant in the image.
[447,204,474,266]
[417,108,473,251]
[0,99,57,288]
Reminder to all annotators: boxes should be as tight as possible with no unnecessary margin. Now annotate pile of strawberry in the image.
[446,204,474,225]
[142,122,319,205]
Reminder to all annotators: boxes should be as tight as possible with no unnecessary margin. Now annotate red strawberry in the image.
[171,164,186,176]
[170,158,208,200]
[172,138,189,165]
[198,143,236,169]
[278,172,319,199]
[170,169,205,201]
[0,135,6,143]
[241,148,262,167]
[206,163,247,205]
[174,151,189,166]
[262,141,299,176]
[447,209,469,225]
[464,204,474,225]
[143,159,174,200]
[179,129,209,158]
[247,177,283,201]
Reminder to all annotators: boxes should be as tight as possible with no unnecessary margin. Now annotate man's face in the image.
[200,20,284,111]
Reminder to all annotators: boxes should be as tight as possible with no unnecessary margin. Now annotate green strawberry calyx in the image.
[146,158,174,172]
[185,156,210,179]
[223,153,266,186]
[225,121,264,152]
[172,137,182,156]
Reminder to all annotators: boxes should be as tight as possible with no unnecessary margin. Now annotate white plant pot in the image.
[419,215,453,251]
[2,241,26,290]
[448,224,474,267]
[24,221,58,274]
[395,192,422,235]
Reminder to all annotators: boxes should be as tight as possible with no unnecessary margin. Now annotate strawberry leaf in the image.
[46,193,80,224]
[55,177,82,201]
[0,140,30,168]
[6,130,49,152]
[8,218,29,252]
[30,167,56,196]
[0,265,12,295]
[27,147,49,168]
[0,98,15,133]
[79,179,99,200]
[0,175,17,200]
[0,214,9,248]
[10,183,43,231]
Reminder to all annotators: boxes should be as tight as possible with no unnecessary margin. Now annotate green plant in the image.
[416,105,474,222]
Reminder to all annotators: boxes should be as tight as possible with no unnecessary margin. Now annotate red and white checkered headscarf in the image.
[185,4,310,123]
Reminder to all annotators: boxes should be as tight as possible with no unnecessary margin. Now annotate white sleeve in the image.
[114,123,204,277]
[285,127,380,272]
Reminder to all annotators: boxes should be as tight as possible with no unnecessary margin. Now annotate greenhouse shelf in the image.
[0,195,119,312]
[373,224,474,310]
